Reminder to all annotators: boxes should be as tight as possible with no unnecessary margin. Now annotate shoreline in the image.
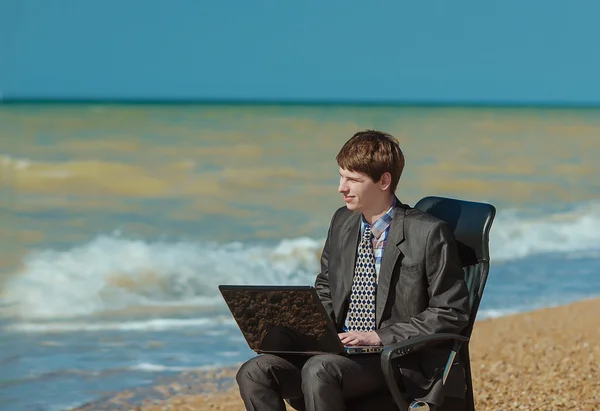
[72,297,600,410]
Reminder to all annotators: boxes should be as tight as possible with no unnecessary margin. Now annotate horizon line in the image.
[2,98,600,109]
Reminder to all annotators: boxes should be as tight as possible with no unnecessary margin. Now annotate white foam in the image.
[6,317,230,333]
[1,235,321,320]
[129,362,212,372]
[489,200,600,261]
[0,154,32,169]
[49,403,86,411]
[477,308,521,319]
[217,351,242,357]
[1,201,599,321]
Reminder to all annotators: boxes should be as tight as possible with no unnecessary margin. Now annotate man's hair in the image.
[336,130,405,193]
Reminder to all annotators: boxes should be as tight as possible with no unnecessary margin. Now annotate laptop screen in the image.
[219,285,345,354]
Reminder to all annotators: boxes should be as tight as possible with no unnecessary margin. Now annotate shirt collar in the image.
[362,198,396,240]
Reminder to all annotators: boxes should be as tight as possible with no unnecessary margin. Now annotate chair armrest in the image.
[381,333,469,362]
[380,333,469,408]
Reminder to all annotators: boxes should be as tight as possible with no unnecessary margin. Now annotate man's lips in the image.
[343,196,354,202]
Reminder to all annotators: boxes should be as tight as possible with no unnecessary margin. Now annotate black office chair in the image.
[288,196,496,411]
[379,196,496,411]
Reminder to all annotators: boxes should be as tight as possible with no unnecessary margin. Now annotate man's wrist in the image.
[371,331,383,345]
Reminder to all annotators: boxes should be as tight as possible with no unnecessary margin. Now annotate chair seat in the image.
[286,391,398,411]
[288,393,466,411]
[438,397,468,411]
[346,391,399,411]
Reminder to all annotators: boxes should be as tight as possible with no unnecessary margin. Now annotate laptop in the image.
[218,285,383,355]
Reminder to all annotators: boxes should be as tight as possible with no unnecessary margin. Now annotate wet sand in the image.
[72,297,600,410]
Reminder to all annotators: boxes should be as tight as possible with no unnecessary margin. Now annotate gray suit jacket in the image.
[314,199,470,405]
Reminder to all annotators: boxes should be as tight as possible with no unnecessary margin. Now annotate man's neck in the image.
[362,195,395,225]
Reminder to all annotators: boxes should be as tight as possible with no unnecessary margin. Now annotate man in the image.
[236,130,470,411]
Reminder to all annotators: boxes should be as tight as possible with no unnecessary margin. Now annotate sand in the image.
[72,298,600,411]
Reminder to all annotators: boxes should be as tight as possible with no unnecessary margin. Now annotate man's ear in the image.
[379,172,392,191]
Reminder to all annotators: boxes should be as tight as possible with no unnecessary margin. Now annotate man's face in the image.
[337,168,383,212]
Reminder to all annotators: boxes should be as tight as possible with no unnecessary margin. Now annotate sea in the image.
[1,103,599,411]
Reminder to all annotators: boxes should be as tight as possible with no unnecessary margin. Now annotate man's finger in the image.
[339,333,356,341]
[341,336,356,344]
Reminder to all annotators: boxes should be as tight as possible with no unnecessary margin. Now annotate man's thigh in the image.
[302,353,387,398]
[238,354,309,398]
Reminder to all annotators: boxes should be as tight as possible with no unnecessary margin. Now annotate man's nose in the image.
[338,179,347,193]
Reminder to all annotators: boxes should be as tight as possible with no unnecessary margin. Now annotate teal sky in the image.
[2,0,600,103]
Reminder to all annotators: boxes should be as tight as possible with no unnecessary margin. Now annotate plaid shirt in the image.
[360,200,395,282]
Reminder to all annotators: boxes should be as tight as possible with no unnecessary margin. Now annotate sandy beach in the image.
[73,297,600,411]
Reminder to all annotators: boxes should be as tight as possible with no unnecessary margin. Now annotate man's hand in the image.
[338,331,382,346]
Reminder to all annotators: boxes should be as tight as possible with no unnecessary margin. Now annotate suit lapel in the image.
[338,212,361,324]
[376,203,406,327]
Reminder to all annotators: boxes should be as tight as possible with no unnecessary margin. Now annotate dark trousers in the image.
[236,353,408,411]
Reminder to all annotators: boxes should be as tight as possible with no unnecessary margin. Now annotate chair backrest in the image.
[414,196,496,337]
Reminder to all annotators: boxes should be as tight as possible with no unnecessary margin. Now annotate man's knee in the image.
[236,355,275,388]
[301,354,342,386]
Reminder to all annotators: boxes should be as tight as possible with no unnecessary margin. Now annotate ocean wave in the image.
[1,202,599,320]
[5,317,234,333]
[0,154,32,170]
[489,200,600,261]
[1,236,322,320]
[129,362,214,372]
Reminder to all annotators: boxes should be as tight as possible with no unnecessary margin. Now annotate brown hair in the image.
[336,130,405,193]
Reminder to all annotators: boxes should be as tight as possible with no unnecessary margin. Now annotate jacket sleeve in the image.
[376,220,470,345]
[314,210,338,324]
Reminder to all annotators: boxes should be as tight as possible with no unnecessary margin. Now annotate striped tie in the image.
[346,225,377,332]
